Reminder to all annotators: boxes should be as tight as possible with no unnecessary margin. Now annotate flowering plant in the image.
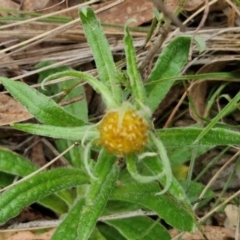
[1,6,240,240]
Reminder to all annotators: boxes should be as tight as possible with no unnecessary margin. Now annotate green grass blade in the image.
[79,6,122,104]
[144,72,240,86]
[194,91,240,144]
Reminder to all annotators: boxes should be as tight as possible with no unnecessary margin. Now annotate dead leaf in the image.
[13,206,48,224]
[32,0,50,11]
[0,94,33,126]
[0,0,20,17]
[153,84,184,120]
[224,204,239,229]
[188,61,228,122]
[95,0,155,27]
[21,0,34,11]
[30,137,47,167]
[165,0,228,12]
[188,80,207,122]
[21,0,50,11]
[0,52,21,78]
[183,0,204,11]
[210,0,229,11]
[165,0,204,12]
[7,228,55,240]
[170,225,240,240]
[164,0,179,13]
[37,0,69,15]
[0,232,14,240]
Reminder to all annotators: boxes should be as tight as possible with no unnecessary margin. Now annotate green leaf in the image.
[98,224,127,240]
[169,145,213,166]
[0,77,84,127]
[89,227,107,240]
[145,36,191,112]
[103,200,142,216]
[181,180,213,208]
[0,172,15,187]
[42,70,118,109]
[51,199,85,240]
[105,216,171,240]
[60,81,88,121]
[36,61,88,167]
[126,154,165,184]
[0,168,89,224]
[194,35,205,53]
[157,127,240,146]
[0,147,72,213]
[38,194,68,214]
[35,61,72,88]
[124,23,146,107]
[77,149,120,240]
[110,170,195,232]
[56,189,75,206]
[126,133,186,200]
[140,153,190,202]
[12,124,99,142]
[63,143,84,168]
[36,61,88,122]
[0,146,38,176]
[79,6,122,104]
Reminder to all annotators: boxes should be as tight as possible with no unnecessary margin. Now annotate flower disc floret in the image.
[97,106,150,155]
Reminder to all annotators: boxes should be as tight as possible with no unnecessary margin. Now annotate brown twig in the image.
[138,0,185,72]
[151,0,186,32]
[188,0,209,60]
[163,90,188,128]
[138,23,170,72]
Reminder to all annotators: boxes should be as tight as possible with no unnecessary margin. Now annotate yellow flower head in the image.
[97,105,150,155]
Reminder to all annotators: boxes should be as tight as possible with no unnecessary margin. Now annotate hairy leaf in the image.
[110,171,195,232]
[145,36,191,112]
[79,6,122,104]
[78,149,120,239]
[0,77,83,127]
[0,168,89,225]
[105,216,170,240]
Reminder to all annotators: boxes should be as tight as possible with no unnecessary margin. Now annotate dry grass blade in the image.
[0,0,99,30]
[0,0,125,60]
